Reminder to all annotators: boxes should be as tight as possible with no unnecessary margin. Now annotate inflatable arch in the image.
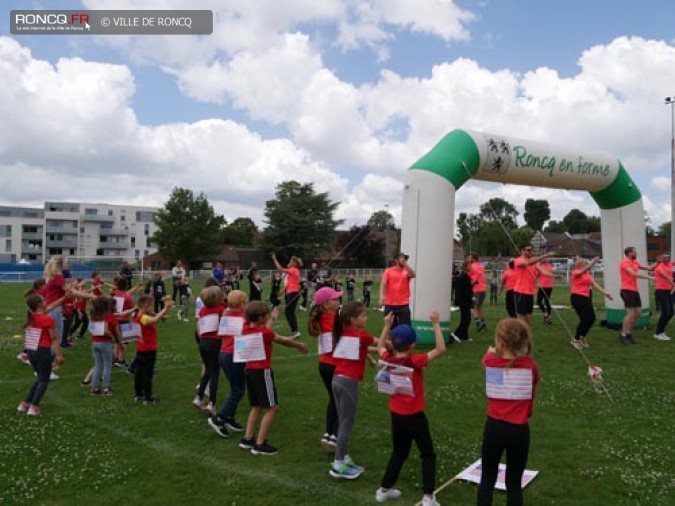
[400,129,648,344]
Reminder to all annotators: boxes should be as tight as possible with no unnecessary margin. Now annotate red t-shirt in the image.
[30,313,56,348]
[514,256,537,295]
[483,351,539,425]
[245,324,276,370]
[571,269,593,297]
[381,350,429,415]
[198,305,224,339]
[654,261,673,290]
[382,266,412,305]
[220,308,245,353]
[44,275,65,304]
[92,277,104,296]
[469,261,486,293]
[317,311,337,366]
[502,269,516,290]
[620,258,642,291]
[91,314,118,343]
[136,313,158,352]
[538,263,554,289]
[62,298,76,317]
[114,291,135,322]
[333,327,375,381]
[286,266,300,293]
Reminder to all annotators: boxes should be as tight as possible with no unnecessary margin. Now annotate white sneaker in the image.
[291,331,302,339]
[422,495,440,506]
[450,333,461,343]
[50,372,59,381]
[192,396,205,410]
[375,487,402,502]
[654,333,671,341]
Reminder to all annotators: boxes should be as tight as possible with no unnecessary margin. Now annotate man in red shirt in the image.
[469,253,487,332]
[619,246,655,345]
[513,244,555,326]
[379,252,416,328]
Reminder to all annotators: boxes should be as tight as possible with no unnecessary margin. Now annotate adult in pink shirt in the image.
[569,257,613,349]
[498,260,517,318]
[653,254,675,341]
[618,246,655,345]
[535,260,559,325]
[513,244,555,326]
[271,252,303,339]
[379,252,416,328]
[469,253,487,332]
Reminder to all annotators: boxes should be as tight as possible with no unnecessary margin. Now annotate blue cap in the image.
[390,324,417,349]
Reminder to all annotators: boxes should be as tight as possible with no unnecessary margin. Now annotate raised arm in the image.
[377,312,395,356]
[271,253,290,274]
[426,310,446,361]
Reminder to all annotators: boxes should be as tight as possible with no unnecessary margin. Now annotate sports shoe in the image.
[17,402,30,413]
[27,405,42,416]
[626,334,637,345]
[299,305,307,311]
[91,388,102,396]
[654,333,671,341]
[344,456,364,473]
[49,372,59,381]
[208,417,230,438]
[80,379,91,387]
[375,487,402,502]
[204,402,216,416]
[102,388,114,396]
[239,437,256,450]
[570,339,583,351]
[251,441,278,456]
[450,333,461,344]
[321,433,336,452]
[192,396,206,410]
[125,367,135,376]
[618,334,629,345]
[17,352,30,365]
[134,396,144,403]
[224,418,244,432]
[544,315,553,325]
[329,462,362,480]
[144,397,160,405]
[291,331,302,340]
[422,495,440,506]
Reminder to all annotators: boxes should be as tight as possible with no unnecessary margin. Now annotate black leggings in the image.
[477,417,529,506]
[134,351,157,400]
[198,338,221,405]
[25,347,53,406]
[505,290,516,318]
[571,294,595,339]
[381,411,436,495]
[655,289,674,334]
[454,304,472,340]
[318,362,338,436]
[285,292,300,333]
[537,287,552,315]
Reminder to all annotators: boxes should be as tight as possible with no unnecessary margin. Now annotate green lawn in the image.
[0,281,673,505]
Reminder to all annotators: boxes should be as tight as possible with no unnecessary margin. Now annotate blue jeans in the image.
[92,341,113,389]
[49,306,63,342]
[217,352,246,420]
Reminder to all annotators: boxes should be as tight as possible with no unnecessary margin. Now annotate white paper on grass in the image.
[114,296,124,314]
[24,327,41,351]
[456,459,539,491]
[375,360,414,396]
[218,315,244,336]
[318,331,333,354]
[88,320,106,336]
[119,322,141,342]
[233,333,266,363]
[198,314,220,335]
[332,336,360,360]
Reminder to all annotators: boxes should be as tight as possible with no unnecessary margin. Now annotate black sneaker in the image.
[90,388,101,396]
[208,417,230,438]
[224,418,244,432]
[626,334,637,345]
[102,388,114,396]
[618,334,629,345]
[251,441,278,456]
[80,379,91,387]
[239,437,256,450]
[144,397,160,405]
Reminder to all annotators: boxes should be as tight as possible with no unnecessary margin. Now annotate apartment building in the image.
[0,202,159,264]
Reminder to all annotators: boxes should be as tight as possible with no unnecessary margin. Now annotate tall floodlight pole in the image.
[666,97,675,257]
[384,203,389,268]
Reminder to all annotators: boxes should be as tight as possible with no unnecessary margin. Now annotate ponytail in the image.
[307,305,324,337]
[332,301,365,344]
[24,294,43,329]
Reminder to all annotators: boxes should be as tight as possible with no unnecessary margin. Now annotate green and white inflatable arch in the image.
[401,129,648,344]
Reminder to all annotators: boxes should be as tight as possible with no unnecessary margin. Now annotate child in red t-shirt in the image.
[238,301,308,456]
[477,318,540,506]
[375,311,446,506]
[88,297,120,396]
[208,290,248,438]
[307,286,343,452]
[18,294,65,416]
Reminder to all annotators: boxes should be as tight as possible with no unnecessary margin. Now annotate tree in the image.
[456,212,483,243]
[479,198,519,229]
[658,221,671,241]
[562,209,600,234]
[222,217,258,246]
[544,220,566,233]
[151,187,226,268]
[335,225,385,267]
[367,210,395,230]
[261,181,342,261]
[523,199,551,231]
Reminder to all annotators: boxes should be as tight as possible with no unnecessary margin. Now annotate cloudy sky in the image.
[2,0,675,230]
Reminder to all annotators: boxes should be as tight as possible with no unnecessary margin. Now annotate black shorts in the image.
[620,290,641,309]
[473,291,486,307]
[514,293,534,315]
[246,369,278,408]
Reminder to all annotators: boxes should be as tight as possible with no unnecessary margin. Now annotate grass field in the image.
[0,281,674,505]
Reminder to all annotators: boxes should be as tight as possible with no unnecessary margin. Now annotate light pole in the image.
[384,204,389,268]
[665,97,675,257]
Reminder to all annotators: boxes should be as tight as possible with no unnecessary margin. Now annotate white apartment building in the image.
[0,202,159,264]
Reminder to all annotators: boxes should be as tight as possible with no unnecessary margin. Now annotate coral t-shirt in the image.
[502,269,516,290]
[538,263,554,289]
[286,267,300,293]
[469,261,486,293]
[382,266,412,305]
[571,269,593,297]
[620,258,642,291]
[380,351,429,415]
[514,256,537,295]
[654,261,673,290]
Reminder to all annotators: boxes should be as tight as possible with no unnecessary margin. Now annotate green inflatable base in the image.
[411,319,451,346]
[605,308,651,329]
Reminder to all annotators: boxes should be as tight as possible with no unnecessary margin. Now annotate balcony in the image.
[45,240,78,248]
[46,226,78,234]
[21,232,43,241]
[99,227,129,236]
[83,214,115,223]
[22,244,43,254]
[99,241,130,250]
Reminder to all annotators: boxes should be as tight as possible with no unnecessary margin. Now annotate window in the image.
[0,210,10,217]
[24,212,39,218]
[5,239,11,252]
[84,208,98,215]
[96,249,104,256]
[131,237,136,246]
[120,215,126,222]
[135,249,140,258]
[108,210,113,216]
[23,226,39,233]
[136,211,156,223]
[144,224,150,236]
[0,225,11,237]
